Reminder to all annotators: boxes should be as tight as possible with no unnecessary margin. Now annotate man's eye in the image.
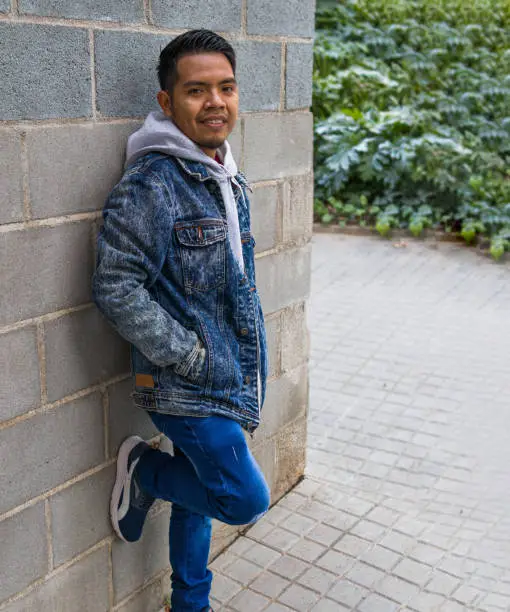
[223,86,235,93]
[189,88,203,95]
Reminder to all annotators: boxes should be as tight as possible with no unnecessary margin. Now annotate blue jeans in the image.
[136,413,270,612]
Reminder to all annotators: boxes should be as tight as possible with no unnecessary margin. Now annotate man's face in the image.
[158,52,239,158]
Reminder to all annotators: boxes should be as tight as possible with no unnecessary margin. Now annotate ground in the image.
[209,233,510,611]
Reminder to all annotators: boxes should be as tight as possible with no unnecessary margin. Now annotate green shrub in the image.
[313,0,510,258]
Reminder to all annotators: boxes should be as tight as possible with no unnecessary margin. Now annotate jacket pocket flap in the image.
[175,218,227,247]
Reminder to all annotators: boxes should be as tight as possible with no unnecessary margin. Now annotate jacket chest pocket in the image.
[175,218,227,291]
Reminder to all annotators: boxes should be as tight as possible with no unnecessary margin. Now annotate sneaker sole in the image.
[110,435,145,543]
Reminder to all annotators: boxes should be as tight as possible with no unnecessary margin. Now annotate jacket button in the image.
[240,328,249,336]
[240,276,247,285]
[244,375,251,384]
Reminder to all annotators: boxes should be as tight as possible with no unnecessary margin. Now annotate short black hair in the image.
[158,29,236,92]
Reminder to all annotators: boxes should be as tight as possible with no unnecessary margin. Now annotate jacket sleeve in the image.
[92,169,203,376]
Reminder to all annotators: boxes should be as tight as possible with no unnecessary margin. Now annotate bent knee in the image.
[220,483,270,525]
[241,484,270,524]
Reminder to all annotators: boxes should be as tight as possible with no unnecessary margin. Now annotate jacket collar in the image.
[176,157,211,182]
[176,157,252,192]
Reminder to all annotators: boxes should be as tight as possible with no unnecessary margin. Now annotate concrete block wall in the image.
[0,1,314,610]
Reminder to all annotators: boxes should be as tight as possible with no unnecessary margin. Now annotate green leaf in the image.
[490,238,505,260]
[384,205,399,217]
[461,222,476,243]
[409,218,424,236]
[376,216,391,237]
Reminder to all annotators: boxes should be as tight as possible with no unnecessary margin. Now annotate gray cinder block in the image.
[50,465,115,565]
[258,364,308,439]
[251,184,279,253]
[27,122,139,219]
[44,307,130,403]
[19,0,144,23]
[286,43,314,110]
[0,130,23,224]
[151,0,241,31]
[244,113,313,182]
[0,393,104,514]
[0,326,41,421]
[247,0,315,37]
[235,41,282,112]
[95,31,169,118]
[0,503,47,602]
[0,222,94,326]
[0,546,110,612]
[282,174,314,243]
[255,245,311,315]
[0,24,91,120]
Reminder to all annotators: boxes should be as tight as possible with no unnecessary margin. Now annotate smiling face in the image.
[157,52,239,158]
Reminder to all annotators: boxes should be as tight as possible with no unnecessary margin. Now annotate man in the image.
[92,30,270,612]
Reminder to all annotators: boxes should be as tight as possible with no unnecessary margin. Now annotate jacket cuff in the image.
[174,339,205,380]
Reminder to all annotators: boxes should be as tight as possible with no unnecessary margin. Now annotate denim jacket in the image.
[92,153,267,433]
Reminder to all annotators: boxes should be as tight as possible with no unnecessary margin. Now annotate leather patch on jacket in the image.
[135,374,155,388]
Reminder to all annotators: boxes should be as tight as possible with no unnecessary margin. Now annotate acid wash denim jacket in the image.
[92,152,267,434]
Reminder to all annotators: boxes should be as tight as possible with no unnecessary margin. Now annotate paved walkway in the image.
[209,233,510,612]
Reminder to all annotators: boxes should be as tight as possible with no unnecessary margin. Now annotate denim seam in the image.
[174,340,201,378]
[183,418,228,496]
[151,284,163,387]
[196,310,213,395]
[176,157,210,183]
[132,389,257,414]
[137,153,168,174]
[216,286,234,401]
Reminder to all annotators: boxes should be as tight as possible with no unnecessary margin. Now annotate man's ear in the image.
[157,90,172,118]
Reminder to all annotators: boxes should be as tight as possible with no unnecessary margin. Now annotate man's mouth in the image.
[201,117,227,127]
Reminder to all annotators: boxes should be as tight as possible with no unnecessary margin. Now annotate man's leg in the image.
[136,413,270,612]
[169,446,213,611]
[138,413,270,526]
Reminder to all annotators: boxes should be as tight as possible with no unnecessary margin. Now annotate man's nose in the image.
[205,89,226,108]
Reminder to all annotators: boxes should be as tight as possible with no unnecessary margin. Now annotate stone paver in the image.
[211,234,510,611]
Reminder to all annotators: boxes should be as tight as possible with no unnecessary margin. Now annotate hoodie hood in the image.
[126,110,237,179]
[125,111,244,272]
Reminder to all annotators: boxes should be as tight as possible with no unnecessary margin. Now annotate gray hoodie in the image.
[126,110,244,272]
